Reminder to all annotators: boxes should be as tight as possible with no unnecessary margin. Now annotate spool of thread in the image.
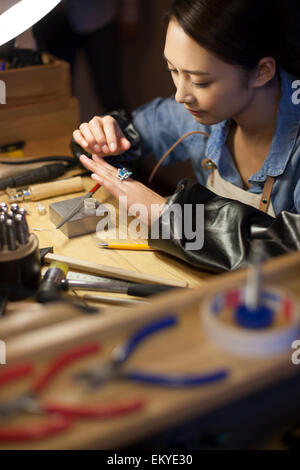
[201,287,300,357]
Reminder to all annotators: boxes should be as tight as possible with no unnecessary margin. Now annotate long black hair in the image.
[166,0,300,77]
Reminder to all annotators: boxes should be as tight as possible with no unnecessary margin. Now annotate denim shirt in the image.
[132,68,300,216]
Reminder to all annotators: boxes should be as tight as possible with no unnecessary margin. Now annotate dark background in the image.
[75,0,174,122]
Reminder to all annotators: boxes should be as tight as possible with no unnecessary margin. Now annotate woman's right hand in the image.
[73,115,131,157]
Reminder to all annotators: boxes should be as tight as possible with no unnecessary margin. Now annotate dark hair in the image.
[166,0,300,77]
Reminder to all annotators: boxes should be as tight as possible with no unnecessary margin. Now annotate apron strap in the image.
[202,159,275,215]
[259,176,275,214]
[202,158,216,186]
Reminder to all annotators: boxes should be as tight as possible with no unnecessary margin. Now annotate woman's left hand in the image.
[80,154,166,225]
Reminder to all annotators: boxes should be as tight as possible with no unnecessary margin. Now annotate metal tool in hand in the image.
[0,343,144,442]
[56,183,100,229]
[74,316,229,389]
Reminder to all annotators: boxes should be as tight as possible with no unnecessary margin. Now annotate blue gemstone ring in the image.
[116,168,133,182]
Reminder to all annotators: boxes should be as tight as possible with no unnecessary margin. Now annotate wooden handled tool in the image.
[44,253,189,288]
[28,176,84,201]
[9,177,84,202]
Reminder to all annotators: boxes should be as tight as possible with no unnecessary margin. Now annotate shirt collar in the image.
[205,68,300,183]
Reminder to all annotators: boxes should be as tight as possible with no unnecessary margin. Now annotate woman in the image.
[73,0,300,272]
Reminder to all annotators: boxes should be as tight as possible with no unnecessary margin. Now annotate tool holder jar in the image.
[0,233,40,300]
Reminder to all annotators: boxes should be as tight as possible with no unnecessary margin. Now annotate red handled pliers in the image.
[0,343,144,443]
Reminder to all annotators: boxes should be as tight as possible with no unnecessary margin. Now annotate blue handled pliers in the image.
[74,316,229,389]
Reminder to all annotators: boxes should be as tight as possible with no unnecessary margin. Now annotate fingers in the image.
[119,136,131,152]
[80,154,106,174]
[80,154,134,201]
[80,123,100,152]
[88,117,108,153]
[101,116,131,154]
[101,116,119,153]
[73,128,103,156]
[90,165,128,202]
[73,115,131,157]
[91,172,124,200]
[89,116,123,153]
[80,154,119,179]
[91,154,116,172]
[73,129,89,150]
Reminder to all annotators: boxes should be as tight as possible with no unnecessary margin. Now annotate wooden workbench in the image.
[0,136,209,339]
[23,137,210,289]
[1,250,300,450]
[0,137,300,450]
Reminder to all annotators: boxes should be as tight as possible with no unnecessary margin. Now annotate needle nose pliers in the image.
[74,316,229,389]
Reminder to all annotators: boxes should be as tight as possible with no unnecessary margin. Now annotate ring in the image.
[116,168,133,181]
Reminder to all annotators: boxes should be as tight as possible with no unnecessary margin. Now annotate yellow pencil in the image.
[97,242,155,251]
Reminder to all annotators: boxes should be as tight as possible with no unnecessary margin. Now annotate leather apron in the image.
[202,159,276,218]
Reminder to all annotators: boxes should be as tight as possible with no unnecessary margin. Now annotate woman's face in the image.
[164,19,255,125]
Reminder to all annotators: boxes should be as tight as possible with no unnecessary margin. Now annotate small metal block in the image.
[49,196,108,238]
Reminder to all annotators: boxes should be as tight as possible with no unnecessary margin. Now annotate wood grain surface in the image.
[0,138,299,450]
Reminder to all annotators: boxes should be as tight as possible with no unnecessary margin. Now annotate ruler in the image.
[67,271,124,283]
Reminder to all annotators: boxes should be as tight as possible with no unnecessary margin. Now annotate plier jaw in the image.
[73,316,229,389]
[0,393,42,420]
[74,362,122,389]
